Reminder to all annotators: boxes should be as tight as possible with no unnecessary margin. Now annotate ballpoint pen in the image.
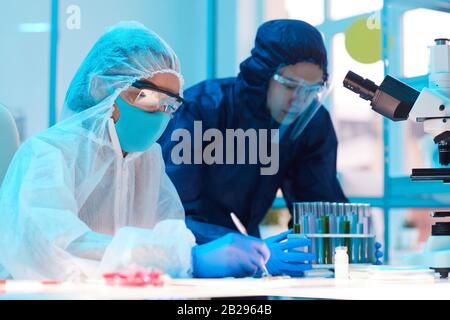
[230,212,271,277]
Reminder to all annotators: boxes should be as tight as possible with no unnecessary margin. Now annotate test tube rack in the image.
[288,202,376,265]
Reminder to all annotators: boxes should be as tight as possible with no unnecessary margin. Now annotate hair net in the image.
[237,20,327,105]
[235,19,329,140]
[0,21,195,281]
[61,21,183,120]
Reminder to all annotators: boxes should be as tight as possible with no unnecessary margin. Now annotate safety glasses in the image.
[122,80,185,115]
[273,73,327,97]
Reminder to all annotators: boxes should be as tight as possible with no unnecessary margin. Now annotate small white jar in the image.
[334,246,349,280]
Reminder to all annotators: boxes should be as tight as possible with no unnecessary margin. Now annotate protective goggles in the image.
[122,80,185,115]
[273,73,327,98]
[272,72,330,137]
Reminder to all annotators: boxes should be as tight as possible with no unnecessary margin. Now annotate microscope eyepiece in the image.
[343,71,379,101]
[343,70,420,122]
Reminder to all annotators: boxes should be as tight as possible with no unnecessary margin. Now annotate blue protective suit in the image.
[159,20,347,244]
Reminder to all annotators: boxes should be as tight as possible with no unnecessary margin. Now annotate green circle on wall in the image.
[345,17,382,64]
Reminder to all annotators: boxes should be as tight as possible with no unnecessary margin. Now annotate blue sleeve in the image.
[159,99,236,244]
[159,101,203,214]
[281,107,348,220]
[185,216,237,245]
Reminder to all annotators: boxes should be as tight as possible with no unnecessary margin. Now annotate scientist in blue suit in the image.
[159,19,348,276]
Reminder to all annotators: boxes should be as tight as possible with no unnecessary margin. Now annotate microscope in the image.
[343,38,450,278]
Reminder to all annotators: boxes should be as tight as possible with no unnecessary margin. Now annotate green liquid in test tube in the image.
[343,220,351,262]
[293,203,301,234]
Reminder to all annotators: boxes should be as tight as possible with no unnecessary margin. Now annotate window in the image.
[285,0,324,26]
[330,0,383,20]
[403,8,450,77]
[0,1,51,140]
[332,33,384,196]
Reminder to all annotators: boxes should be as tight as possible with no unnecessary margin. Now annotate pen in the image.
[230,212,271,277]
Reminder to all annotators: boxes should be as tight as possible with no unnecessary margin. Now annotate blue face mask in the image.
[115,96,171,153]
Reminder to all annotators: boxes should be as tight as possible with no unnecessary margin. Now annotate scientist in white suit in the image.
[0,22,269,281]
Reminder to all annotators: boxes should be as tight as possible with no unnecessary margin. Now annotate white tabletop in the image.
[1,277,449,300]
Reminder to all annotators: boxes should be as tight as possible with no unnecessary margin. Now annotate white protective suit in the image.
[0,22,196,281]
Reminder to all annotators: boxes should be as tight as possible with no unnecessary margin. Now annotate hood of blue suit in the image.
[236,19,328,121]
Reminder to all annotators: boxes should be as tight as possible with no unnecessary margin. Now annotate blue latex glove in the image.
[374,242,383,265]
[192,233,270,278]
[264,230,315,277]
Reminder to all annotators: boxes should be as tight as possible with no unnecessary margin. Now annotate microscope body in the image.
[402,40,450,278]
[412,39,450,165]
[343,38,450,277]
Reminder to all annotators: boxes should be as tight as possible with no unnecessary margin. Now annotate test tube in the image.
[308,211,316,258]
[338,203,345,216]
[331,202,338,216]
[311,202,318,217]
[357,204,366,263]
[317,202,324,217]
[363,215,370,262]
[306,202,312,216]
[293,203,301,234]
[366,205,375,263]
[344,203,352,218]
[323,215,331,264]
[364,204,371,217]
[323,202,331,216]
[336,215,344,247]
[356,204,364,221]
[357,222,364,263]
[302,211,309,234]
[329,213,337,262]
[316,218,324,264]
[350,204,358,262]
[343,220,351,262]
[308,207,315,233]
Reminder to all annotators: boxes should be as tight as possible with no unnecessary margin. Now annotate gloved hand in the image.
[264,230,315,277]
[192,233,270,278]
